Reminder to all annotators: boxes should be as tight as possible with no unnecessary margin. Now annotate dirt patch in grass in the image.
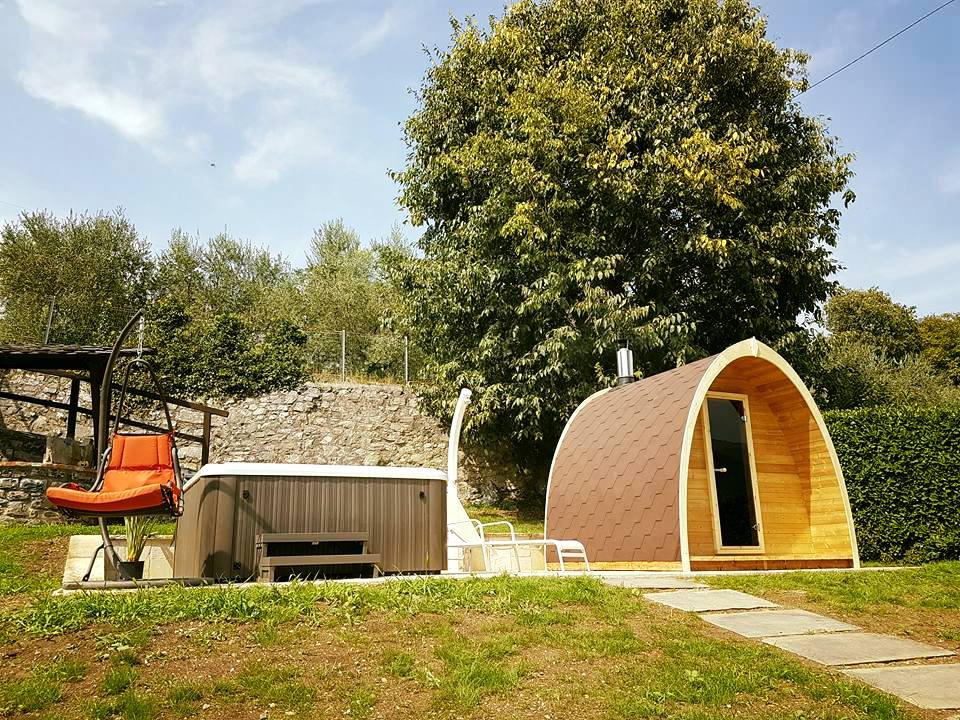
[20,535,71,581]
[1,560,953,720]
[0,524,101,613]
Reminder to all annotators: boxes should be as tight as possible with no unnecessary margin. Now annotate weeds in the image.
[88,690,157,720]
[381,649,417,678]
[0,659,86,714]
[12,576,609,637]
[165,683,204,716]
[101,665,138,696]
[432,636,527,709]
[344,686,376,718]
[212,663,316,713]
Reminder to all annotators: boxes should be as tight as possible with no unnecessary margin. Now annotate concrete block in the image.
[644,589,777,612]
[764,632,954,666]
[601,574,708,590]
[700,609,859,638]
[845,664,960,709]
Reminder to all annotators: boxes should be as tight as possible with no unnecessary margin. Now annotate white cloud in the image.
[21,68,164,142]
[349,5,399,57]
[806,9,862,79]
[233,123,331,186]
[874,243,960,281]
[11,0,361,185]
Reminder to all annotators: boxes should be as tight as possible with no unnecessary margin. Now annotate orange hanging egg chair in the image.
[46,311,183,580]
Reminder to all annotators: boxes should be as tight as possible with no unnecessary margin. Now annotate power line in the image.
[0,199,26,210]
[801,0,958,94]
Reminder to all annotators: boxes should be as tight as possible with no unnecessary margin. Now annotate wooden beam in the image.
[32,369,228,417]
[0,390,203,445]
[66,378,80,439]
[201,412,211,466]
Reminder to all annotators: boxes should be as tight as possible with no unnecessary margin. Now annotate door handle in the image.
[714,467,728,473]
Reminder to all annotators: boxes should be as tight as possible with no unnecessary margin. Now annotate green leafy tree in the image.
[154,230,288,317]
[919,313,960,384]
[824,287,921,361]
[149,298,308,399]
[302,220,412,377]
[393,0,854,481]
[149,232,306,398]
[0,210,152,344]
[810,336,960,411]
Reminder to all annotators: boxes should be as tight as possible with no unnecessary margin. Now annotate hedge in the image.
[824,405,960,563]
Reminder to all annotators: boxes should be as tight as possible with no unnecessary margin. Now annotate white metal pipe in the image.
[616,346,635,385]
[446,388,473,496]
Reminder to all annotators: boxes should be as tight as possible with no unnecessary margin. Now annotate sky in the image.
[0,0,958,315]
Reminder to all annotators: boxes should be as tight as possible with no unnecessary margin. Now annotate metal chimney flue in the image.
[616,344,635,386]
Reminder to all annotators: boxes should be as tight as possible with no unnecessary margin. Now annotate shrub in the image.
[149,298,308,399]
[825,405,960,562]
[813,338,960,411]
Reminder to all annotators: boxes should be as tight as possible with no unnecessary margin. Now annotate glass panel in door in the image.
[706,397,760,547]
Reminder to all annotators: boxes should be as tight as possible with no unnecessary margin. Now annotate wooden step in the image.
[258,553,382,568]
[256,532,369,544]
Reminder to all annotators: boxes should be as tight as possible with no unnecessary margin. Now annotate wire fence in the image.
[12,297,425,386]
[306,331,423,384]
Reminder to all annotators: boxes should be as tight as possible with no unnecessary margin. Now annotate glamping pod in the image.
[545,339,860,572]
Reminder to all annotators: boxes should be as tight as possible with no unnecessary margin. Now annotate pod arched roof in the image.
[544,338,858,571]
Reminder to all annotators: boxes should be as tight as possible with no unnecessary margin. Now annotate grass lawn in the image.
[0,525,955,720]
[461,504,545,536]
[704,562,960,651]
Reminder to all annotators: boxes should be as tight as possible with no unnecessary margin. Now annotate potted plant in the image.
[119,516,156,580]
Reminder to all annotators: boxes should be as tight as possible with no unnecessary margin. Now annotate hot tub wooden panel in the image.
[174,466,446,579]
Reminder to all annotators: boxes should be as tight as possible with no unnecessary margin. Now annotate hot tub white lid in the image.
[186,462,447,490]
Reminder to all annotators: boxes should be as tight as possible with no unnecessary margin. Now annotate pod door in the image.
[704,394,764,552]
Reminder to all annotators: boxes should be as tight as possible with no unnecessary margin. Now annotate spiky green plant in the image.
[123,517,156,562]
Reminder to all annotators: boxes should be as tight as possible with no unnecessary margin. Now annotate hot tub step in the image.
[255,532,382,582]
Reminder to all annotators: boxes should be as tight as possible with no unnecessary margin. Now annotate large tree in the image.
[0,210,153,344]
[919,313,960,385]
[824,286,921,361]
[393,0,854,479]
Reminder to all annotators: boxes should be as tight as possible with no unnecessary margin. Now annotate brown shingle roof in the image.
[546,353,717,563]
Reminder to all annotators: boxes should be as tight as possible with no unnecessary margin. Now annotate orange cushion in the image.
[45,432,180,515]
[46,482,180,515]
[104,434,175,492]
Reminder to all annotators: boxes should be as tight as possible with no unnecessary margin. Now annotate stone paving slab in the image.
[845,664,960,710]
[700,609,859,638]
[764,632,954,666]
[644,589,777,612]
[599,575,707,590]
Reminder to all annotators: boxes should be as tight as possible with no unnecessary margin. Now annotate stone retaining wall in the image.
[0,370,517,522]
[0,464,95,522]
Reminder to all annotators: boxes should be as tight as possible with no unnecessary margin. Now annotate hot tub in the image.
[173,463,447,580]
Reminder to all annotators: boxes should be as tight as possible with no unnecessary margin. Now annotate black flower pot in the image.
[117,560,145,580]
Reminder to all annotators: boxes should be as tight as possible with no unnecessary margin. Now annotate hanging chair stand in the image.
[47,311,185,582]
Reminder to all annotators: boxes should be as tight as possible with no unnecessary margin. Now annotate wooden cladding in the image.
[686,357,854,564]
[174,472,447,580]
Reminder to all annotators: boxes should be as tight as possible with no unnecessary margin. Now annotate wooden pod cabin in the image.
[545,339,860,572]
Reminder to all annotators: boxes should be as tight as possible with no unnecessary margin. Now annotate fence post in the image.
[403,336,409,385]
[44,297,56,344]
[340,330,346,383]
[201,412,212,466]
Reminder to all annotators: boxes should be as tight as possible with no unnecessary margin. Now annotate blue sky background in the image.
[0,0,958,315]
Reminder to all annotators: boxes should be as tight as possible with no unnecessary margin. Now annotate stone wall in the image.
[0,464,95,522]
[0,370,518,522]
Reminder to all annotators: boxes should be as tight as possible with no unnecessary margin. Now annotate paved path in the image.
[640,586,959,710]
